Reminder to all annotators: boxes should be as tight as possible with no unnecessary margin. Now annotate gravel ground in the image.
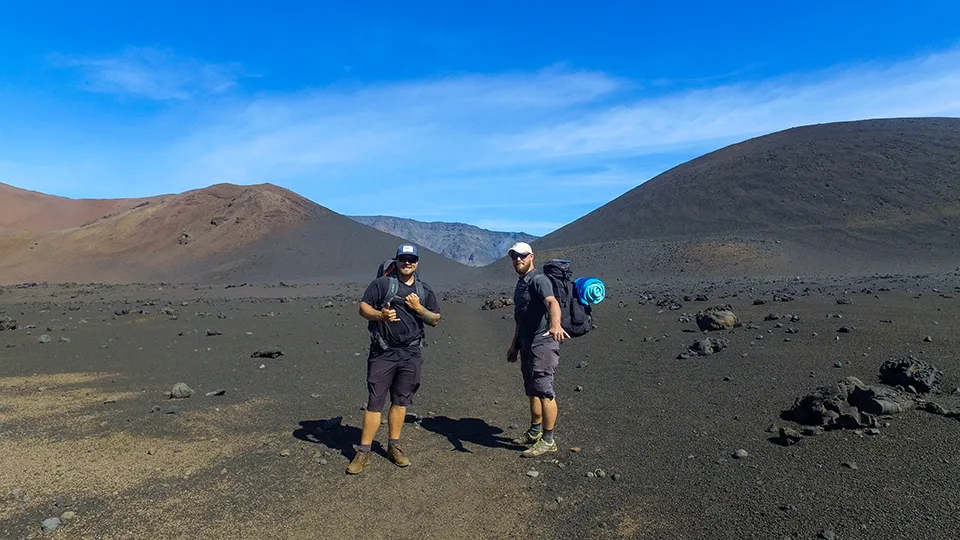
[1,273,959,539]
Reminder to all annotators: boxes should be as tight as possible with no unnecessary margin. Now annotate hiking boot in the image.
[521,438,558,458]
[511,430,543,445]
[346,450,371,475]
[387,444,411,467]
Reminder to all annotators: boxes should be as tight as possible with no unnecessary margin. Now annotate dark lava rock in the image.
[782,376,907,430]
[677,337,729,359]
[919,400,960,419]
[774,427,802,446]
[0,316,17,331]
[695,305,740,331]
[251,347,284,359]
[879,357,943,394]
[655,297,683,310]
[481,297,513,310]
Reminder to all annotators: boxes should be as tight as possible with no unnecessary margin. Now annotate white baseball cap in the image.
[508,242,533,256]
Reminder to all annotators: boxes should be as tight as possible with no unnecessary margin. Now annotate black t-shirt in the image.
[361,276,439,347]
[514,269,555,345]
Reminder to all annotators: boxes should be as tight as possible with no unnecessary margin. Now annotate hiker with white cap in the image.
[505,241,569,457]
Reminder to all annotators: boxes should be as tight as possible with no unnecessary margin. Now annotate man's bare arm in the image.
[360,301,398,322]
[543,296,569,342]
[416,306,441,327]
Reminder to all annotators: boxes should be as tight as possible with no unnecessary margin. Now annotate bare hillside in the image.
[525,118,960,279]
[0,183,469,286]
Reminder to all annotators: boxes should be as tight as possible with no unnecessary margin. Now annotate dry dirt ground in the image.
[1,273,959,539]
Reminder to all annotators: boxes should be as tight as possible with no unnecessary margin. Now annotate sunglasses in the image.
[397,256,419,264]
[509,252,531,260]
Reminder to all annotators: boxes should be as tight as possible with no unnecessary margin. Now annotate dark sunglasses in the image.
[509,252,531,260]
[397,256,419,264]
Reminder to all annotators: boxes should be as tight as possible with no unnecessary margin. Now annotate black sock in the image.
[389,438,400,447]
[529,423,543,435]
[358,444,372,453]
[542,429,554,443]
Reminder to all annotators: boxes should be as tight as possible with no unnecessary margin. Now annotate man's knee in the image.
[528,371,556,399]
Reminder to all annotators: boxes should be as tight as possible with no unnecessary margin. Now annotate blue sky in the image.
[2,1,959,235]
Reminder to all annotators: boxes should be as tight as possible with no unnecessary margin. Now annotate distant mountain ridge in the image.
[350,215,538,266]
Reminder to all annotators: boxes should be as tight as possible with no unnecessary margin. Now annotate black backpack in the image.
[376,259,425,309]
[542,259,593,337]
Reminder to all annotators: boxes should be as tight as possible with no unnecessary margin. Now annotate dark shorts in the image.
[519,340,560,399]
[366,345,424,411]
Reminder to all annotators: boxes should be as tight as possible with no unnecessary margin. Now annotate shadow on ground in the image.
[415,415,523,453]
[293,418,380,459]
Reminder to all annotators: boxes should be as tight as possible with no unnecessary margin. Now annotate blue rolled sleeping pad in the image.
[574,277,605,305]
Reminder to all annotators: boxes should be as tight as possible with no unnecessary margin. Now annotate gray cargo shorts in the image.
[519,340,560,399]
[366,345,423,411]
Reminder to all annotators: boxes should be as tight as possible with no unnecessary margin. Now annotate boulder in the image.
[879,356,943,394]
[695,305,740,331]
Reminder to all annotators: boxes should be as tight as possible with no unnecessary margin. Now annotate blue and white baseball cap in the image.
[396,243,419,260]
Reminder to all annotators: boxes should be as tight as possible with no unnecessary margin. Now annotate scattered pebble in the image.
[170,382,194,399]
[41,517,61,533]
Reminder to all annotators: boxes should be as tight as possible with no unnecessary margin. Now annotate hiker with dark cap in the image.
[506,241,570,457]
[348,243,441,474]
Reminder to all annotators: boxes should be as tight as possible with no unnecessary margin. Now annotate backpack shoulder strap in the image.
[381,276,398,308]
[415,278,425,304]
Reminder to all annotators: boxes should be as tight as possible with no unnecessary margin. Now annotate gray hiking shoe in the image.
[521,438,558,458]
[511,430,542,445]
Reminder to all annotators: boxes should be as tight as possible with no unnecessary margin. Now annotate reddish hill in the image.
[0,183,469,286]
[0,183,156,232]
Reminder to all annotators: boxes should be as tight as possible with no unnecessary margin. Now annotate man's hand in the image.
[506,346,519,363]
[543,325,570,343]
[407,293,441,326]
[380,302,399,322]
[404,293,423,312]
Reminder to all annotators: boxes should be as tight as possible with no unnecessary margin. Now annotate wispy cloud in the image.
[51,46,246,100]
[15,47,960,235]
[507,49,960,158]
[157,48,960,234]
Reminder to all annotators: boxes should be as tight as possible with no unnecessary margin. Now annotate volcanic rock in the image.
[0,316,17,331]
[677,337,729,359]
[170,382,194,399]
[695,305,740,331]
[252,347,284,359]
[879,357,943,394]
[782,376,909,430]
[481,298,513,310]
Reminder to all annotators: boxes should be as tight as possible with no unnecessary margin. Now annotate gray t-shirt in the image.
[513,270,555,345]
